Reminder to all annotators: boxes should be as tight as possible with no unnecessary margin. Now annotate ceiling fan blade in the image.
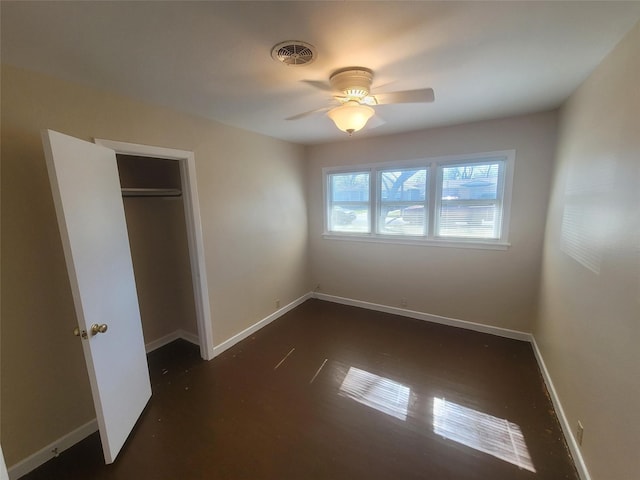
[333,95,351,104]
[367,114,386,129]
[373,88,435,105]
[301,79,334,92]
[285,106,331,121]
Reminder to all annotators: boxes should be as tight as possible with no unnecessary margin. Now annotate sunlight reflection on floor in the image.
[433,397,536,472]
[339,367,410,421]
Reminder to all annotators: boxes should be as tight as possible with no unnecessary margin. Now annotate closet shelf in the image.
[121,187,182,198]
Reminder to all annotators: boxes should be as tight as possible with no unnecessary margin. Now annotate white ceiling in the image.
[2,1,639,145]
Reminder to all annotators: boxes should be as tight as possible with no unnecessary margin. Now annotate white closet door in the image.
[42,129,151,464]
[0,444,9,480]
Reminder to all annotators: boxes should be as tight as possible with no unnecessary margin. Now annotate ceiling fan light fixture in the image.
[344,88,369,100]
[329,67,373,99]
[328,101,375,135]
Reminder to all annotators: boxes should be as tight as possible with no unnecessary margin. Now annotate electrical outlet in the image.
[401,298,408,307]
[576,421,584,446]
[275,299,280,309]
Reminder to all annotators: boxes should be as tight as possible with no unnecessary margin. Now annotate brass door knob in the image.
[73,326,88,339]
[90,323,108,335]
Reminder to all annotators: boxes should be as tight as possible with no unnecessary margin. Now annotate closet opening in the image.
[95,138,214,361]
[116,154,199,354]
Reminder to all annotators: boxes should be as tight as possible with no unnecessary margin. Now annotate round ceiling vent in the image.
[271,41,317,66]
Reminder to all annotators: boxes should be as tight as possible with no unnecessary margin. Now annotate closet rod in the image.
[121,187,182,198]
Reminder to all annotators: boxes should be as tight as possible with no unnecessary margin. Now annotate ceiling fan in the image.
[288,67,435,135]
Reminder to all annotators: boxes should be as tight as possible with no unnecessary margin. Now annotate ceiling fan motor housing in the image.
[330,67,374,99]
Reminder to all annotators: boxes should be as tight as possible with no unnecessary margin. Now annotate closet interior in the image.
[116,154,199,350]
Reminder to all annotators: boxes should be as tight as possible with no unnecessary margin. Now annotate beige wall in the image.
[0,65,309,465]
[307,111,558,332]
[535,23,639,480]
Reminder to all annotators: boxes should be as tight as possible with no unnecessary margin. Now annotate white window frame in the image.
[322,150,515,250]
[377,166,429,237]
[326,169,373,235]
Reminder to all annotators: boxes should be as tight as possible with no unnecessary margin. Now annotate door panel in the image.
[0,444,9,480]
[42,129,151,464]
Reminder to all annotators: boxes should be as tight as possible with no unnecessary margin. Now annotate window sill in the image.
[321,233,511,250]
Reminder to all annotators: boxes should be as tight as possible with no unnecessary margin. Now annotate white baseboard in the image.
[313,292,532,342]
[213,293,313,357]
[145,329,200,353]
[8,419,98,480]
[530,337,591,480]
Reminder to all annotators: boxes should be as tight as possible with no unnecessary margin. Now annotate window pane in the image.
[441,163,500,200]
[438,162,502,239]
[438,203,499,238]
[330,205,370,233]
[378,168,427,236]
[330,172,369,202]
[328,172,370,233]
[380,169,426,202]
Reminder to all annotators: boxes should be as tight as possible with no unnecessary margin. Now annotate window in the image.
[378,168,428,236]
[323,151,514,249]
[436,161,505,240]
[326,171,370,233]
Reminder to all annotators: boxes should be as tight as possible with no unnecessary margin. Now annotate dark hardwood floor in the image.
[23,299,578,479]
